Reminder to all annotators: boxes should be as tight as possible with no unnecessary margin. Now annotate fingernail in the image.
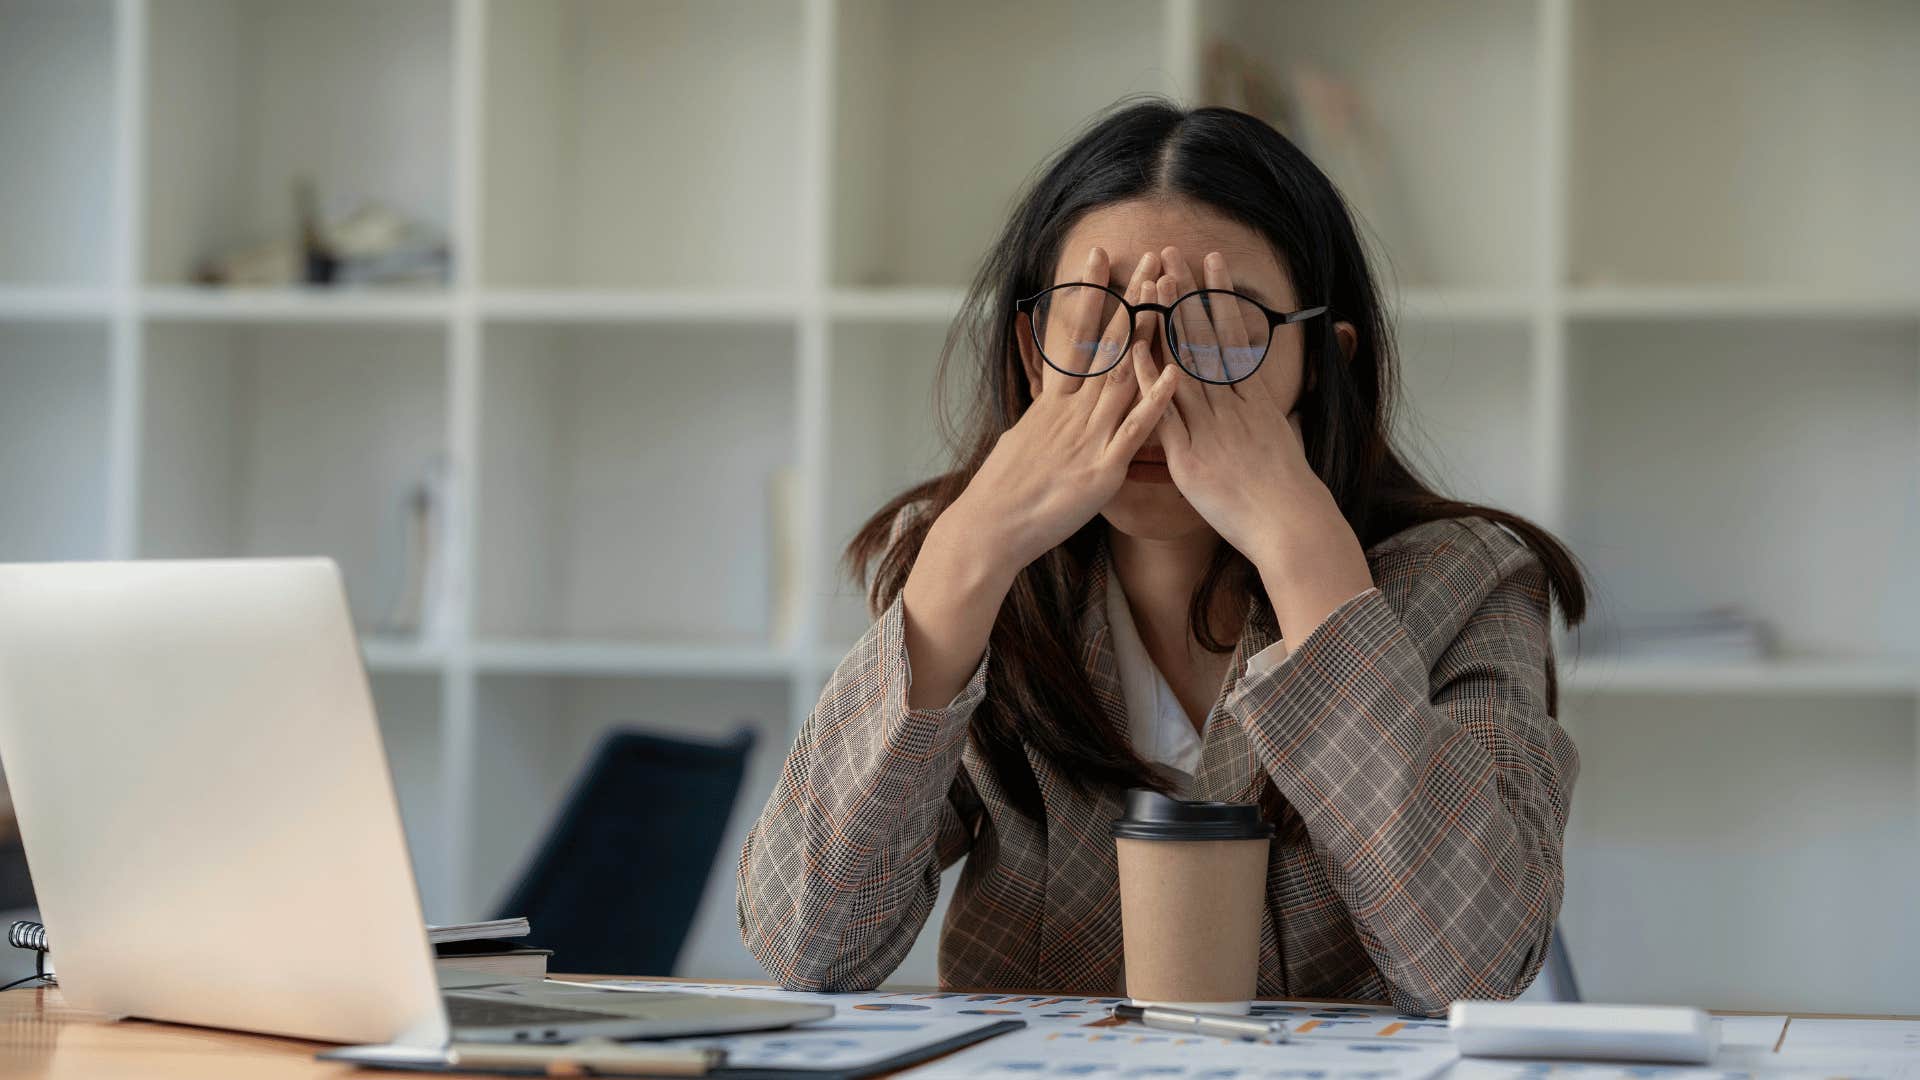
[1205,252,1225,269]
[1087,246,1104,268]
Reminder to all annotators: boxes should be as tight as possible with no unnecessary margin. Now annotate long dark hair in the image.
[846,97,1588,820]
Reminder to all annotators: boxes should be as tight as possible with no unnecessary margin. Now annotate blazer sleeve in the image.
[1225,525,1577,1017]
[736,590,990,990]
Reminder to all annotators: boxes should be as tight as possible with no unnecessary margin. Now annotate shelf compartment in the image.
[820,321,961,649]
[1563,319,1920,661]
[1195,0,1541,291]
[138,322,450,634]
[1565,286,1920,323]
[144,0,454,286]
[1392,320,1539,521]
[1390,288,1536,325]
[480,0,804,289]
[141,286,452,324]
[824,288,966,324]
[1569,0,1920,292]
[0,0,117,287]
[476,321,797,645]
[1560,693,1919,1014]
[472,639,795,679]
[0,321,113,561]
[361,634,449,675]
[830,0,1172,290]
[470,673,790,976]
[480,290,802,324]
[0,289,117,321]
[1561,655,1920,697]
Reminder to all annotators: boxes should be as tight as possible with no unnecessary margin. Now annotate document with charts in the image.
[600,981,1451,1037]
[1448,1052,1920,1080]
[899,1025,1459,1080]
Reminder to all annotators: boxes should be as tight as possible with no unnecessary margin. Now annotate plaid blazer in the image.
[738,514,1576,1017]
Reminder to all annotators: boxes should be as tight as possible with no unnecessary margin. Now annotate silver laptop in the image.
[0,558,829,1047]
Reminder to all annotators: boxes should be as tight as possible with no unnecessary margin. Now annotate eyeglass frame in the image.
[1013,281,1330,386]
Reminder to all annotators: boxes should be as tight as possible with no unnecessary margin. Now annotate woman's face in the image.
[1042,197,1309,544]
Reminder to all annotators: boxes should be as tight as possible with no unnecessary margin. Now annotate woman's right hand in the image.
[897,248,1178,709]
[949,247,1178,570]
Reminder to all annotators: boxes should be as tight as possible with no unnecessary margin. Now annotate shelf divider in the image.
[444,0,486,920]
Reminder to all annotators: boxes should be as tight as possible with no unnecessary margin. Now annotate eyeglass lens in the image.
[1031,284,1132,377]
[1167,291,1272,383]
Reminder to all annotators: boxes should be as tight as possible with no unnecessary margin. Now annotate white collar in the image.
[1104,569,1204,794]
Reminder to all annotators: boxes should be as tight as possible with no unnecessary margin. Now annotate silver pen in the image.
[1111,1003,1291,1044]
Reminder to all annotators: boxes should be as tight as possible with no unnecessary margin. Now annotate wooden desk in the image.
[3,983,357,1079]
[3,980,1914,1079]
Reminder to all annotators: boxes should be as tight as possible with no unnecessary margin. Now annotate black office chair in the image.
[1546,924,1583,1002]
[494,726,756,976]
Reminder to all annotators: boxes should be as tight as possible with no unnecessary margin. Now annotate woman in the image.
[737,99,1586,1017]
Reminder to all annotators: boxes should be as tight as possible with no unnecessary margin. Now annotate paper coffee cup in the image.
[1112,789,1273,1015]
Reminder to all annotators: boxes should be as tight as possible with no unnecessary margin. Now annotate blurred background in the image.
[1,0,1916,1014]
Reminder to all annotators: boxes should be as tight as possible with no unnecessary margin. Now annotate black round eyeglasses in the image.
[1014,282,1329,386]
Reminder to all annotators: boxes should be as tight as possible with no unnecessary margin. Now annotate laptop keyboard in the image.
[443,995,626,1028]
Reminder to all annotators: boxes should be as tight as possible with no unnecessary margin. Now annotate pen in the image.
[1111,1004,1290,1044]
[448,1039,726,1076]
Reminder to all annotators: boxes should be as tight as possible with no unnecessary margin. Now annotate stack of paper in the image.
[906,1026,1459,1080]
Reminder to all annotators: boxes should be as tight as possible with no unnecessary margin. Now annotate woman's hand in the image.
[899,247,1178,708]
[946,247,1180,572]
[1141,248,1374,652]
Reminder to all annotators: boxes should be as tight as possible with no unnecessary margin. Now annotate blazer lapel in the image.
[1191,603,1290,995]
[1023,544,1129,992]
[1190,605,1280,805]
[1079,544,1129,739]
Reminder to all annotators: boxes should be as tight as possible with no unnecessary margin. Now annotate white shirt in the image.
[1104,571,1291,797]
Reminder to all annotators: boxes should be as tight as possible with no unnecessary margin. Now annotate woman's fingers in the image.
[1128,332,1189,463]
[1202,252,1254,351]
[1156,272,1212,420]
[1105,360,1180,465]
[1159,246,1221,382]
[1086,339,1144,435]
[1189,254,1254,403]
[1092,255,1148,377]
[1075,253,1156,412]
[1041,245,1111,393]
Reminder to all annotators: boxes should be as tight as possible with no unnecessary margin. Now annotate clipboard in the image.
[319,1017,1025,1078]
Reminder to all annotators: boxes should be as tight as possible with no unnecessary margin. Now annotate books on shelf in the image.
[1199,39,1429,284]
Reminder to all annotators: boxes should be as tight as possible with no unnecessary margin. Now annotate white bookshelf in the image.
[0,0,1915,1008]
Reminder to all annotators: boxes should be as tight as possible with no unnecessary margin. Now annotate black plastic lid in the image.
[1110,788,1274,841]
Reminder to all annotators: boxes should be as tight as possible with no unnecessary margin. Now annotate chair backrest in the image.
[1546,924,1583,1002]
[495,726,756,976]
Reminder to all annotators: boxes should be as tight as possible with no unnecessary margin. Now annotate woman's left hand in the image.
[1137,248,1376,651]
